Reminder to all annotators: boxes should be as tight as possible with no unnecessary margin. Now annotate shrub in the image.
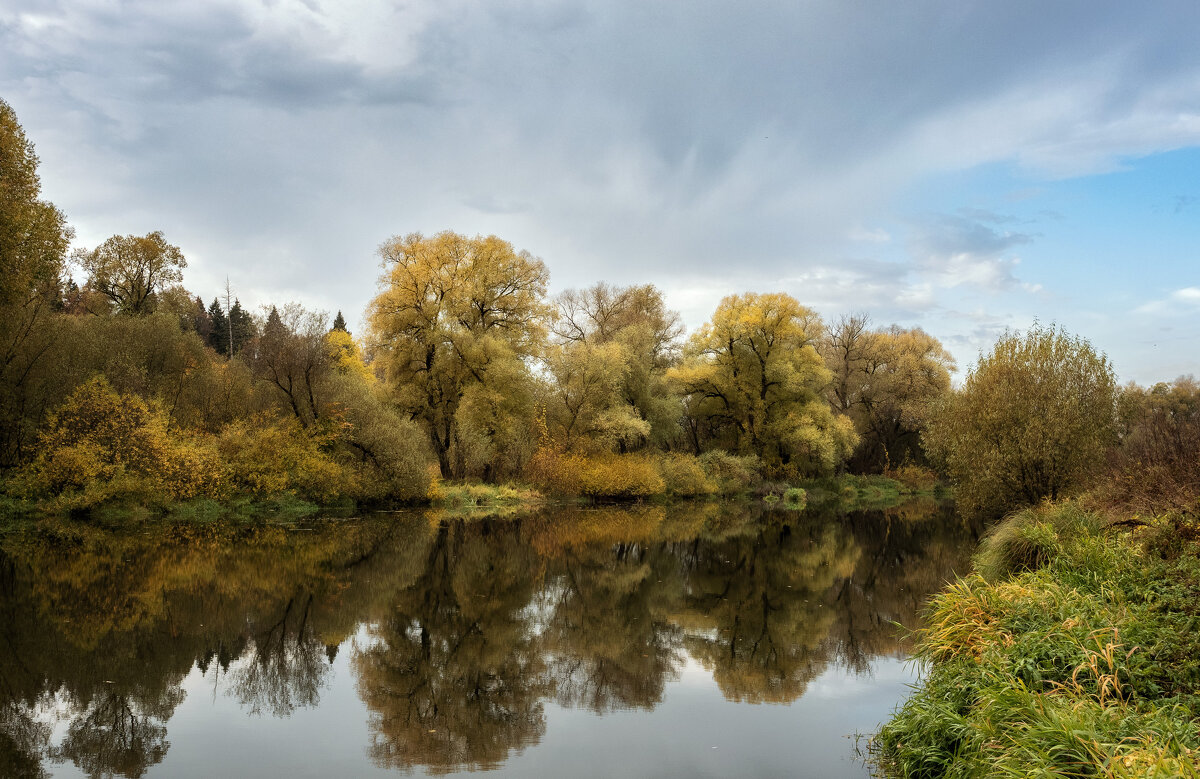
[884,463,939,494]
[1097,376,1200,517]
[655,453,717,497]
[783,487,807,508]
[217,415,350,504]
[323,374,433,503]
[527,448,664,499]
[18,377,223,508]
[696,451,762,496]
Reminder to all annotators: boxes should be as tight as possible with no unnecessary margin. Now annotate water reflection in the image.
[0,501,980,777]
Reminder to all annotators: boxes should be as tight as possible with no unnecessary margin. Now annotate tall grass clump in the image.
[974,501,1105,581]
[876,501,1200,778]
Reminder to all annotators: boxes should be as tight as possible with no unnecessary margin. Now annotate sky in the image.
[3,0,1199,384]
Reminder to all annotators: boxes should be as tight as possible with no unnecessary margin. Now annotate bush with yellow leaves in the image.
[17,376,223,509]
[527,447,664,499]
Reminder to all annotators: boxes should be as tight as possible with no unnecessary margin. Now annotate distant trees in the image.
[367,231,551,478]
[670,293,857,477]
[76,231,186,315]
[924,324,1118,519]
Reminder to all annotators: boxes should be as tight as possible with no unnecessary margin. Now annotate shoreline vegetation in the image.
[874,502,1200,778]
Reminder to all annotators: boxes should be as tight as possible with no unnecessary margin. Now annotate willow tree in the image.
[924,324,1117,519]
[821,317,955,471]
[0,99,73,467]
[367,231,551,478]
[670,292,856,477]
[544,283,683,452]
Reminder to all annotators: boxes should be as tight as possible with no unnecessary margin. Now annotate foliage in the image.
[670,292,857,478]
[76,231,186,316]
[432,481,545,519]
[655,453,717,497]
[696,450,763,496]
[527,448,665,499]
[822,315,955,472]
[216,414,349,504]
[16,377,223,509]
[0,98,73,468]
[321,372,432,503]
[883,463,940,494]
[877,502,1200,778]
[1096,376,1200,517]
[367,231,550,478]
[924,324,1118,520]
[545,283,683,451]
[249,303,329,426]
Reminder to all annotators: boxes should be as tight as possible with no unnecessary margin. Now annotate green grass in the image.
[432,481,546,518]
[874,502,1200,777]
[798,474,946,511]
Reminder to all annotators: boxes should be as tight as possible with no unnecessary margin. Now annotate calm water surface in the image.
[0,500,982,778]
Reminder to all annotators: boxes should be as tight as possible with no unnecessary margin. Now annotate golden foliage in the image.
[217,414,350,504]
[527,448,665,498]
[670,292,857,478]
[367,231,551,478]
[18,376,224,507]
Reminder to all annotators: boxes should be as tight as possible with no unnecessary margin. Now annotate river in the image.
[0,499,981,778]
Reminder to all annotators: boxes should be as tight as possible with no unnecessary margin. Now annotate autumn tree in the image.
[250,305,329,427]
[669,292,857,477]
[544,283,683,451]
[821,316,955,471]
[924,324,1118,519]
[0,99,74,467]
[77,231,186,316]
[366,231,551,478]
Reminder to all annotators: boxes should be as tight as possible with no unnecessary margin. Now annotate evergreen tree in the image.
[266,305,284,336]
[208,298,229,355]
[229,298,255,354]
[332,310,348,334]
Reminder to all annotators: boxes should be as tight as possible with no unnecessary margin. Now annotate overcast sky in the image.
[4,1,1199,383]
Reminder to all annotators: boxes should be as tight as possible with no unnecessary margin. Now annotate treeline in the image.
[2,98,1195,513]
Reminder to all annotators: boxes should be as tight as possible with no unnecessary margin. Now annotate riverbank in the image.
[875,502,1200,777]
[0,470,947,523]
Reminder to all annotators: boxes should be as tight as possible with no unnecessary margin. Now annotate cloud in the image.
[1133,287,1200,315]
[906,210,1038,292]
[2,0,1200,380]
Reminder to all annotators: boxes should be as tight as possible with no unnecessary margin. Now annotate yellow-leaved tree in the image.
[544,283,683,452]
[366,231,551,478]
[669,292,856,478]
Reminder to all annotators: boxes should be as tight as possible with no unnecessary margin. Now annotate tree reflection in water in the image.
[0,500,980,776]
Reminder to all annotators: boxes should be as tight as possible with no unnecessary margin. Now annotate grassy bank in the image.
[875,502,1200,777]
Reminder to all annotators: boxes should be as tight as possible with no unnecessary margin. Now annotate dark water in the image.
[0,500,982,778]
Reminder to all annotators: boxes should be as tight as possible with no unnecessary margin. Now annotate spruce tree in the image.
[332,310,348,334]
[208,298,229,355]
[229,298,255,354]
